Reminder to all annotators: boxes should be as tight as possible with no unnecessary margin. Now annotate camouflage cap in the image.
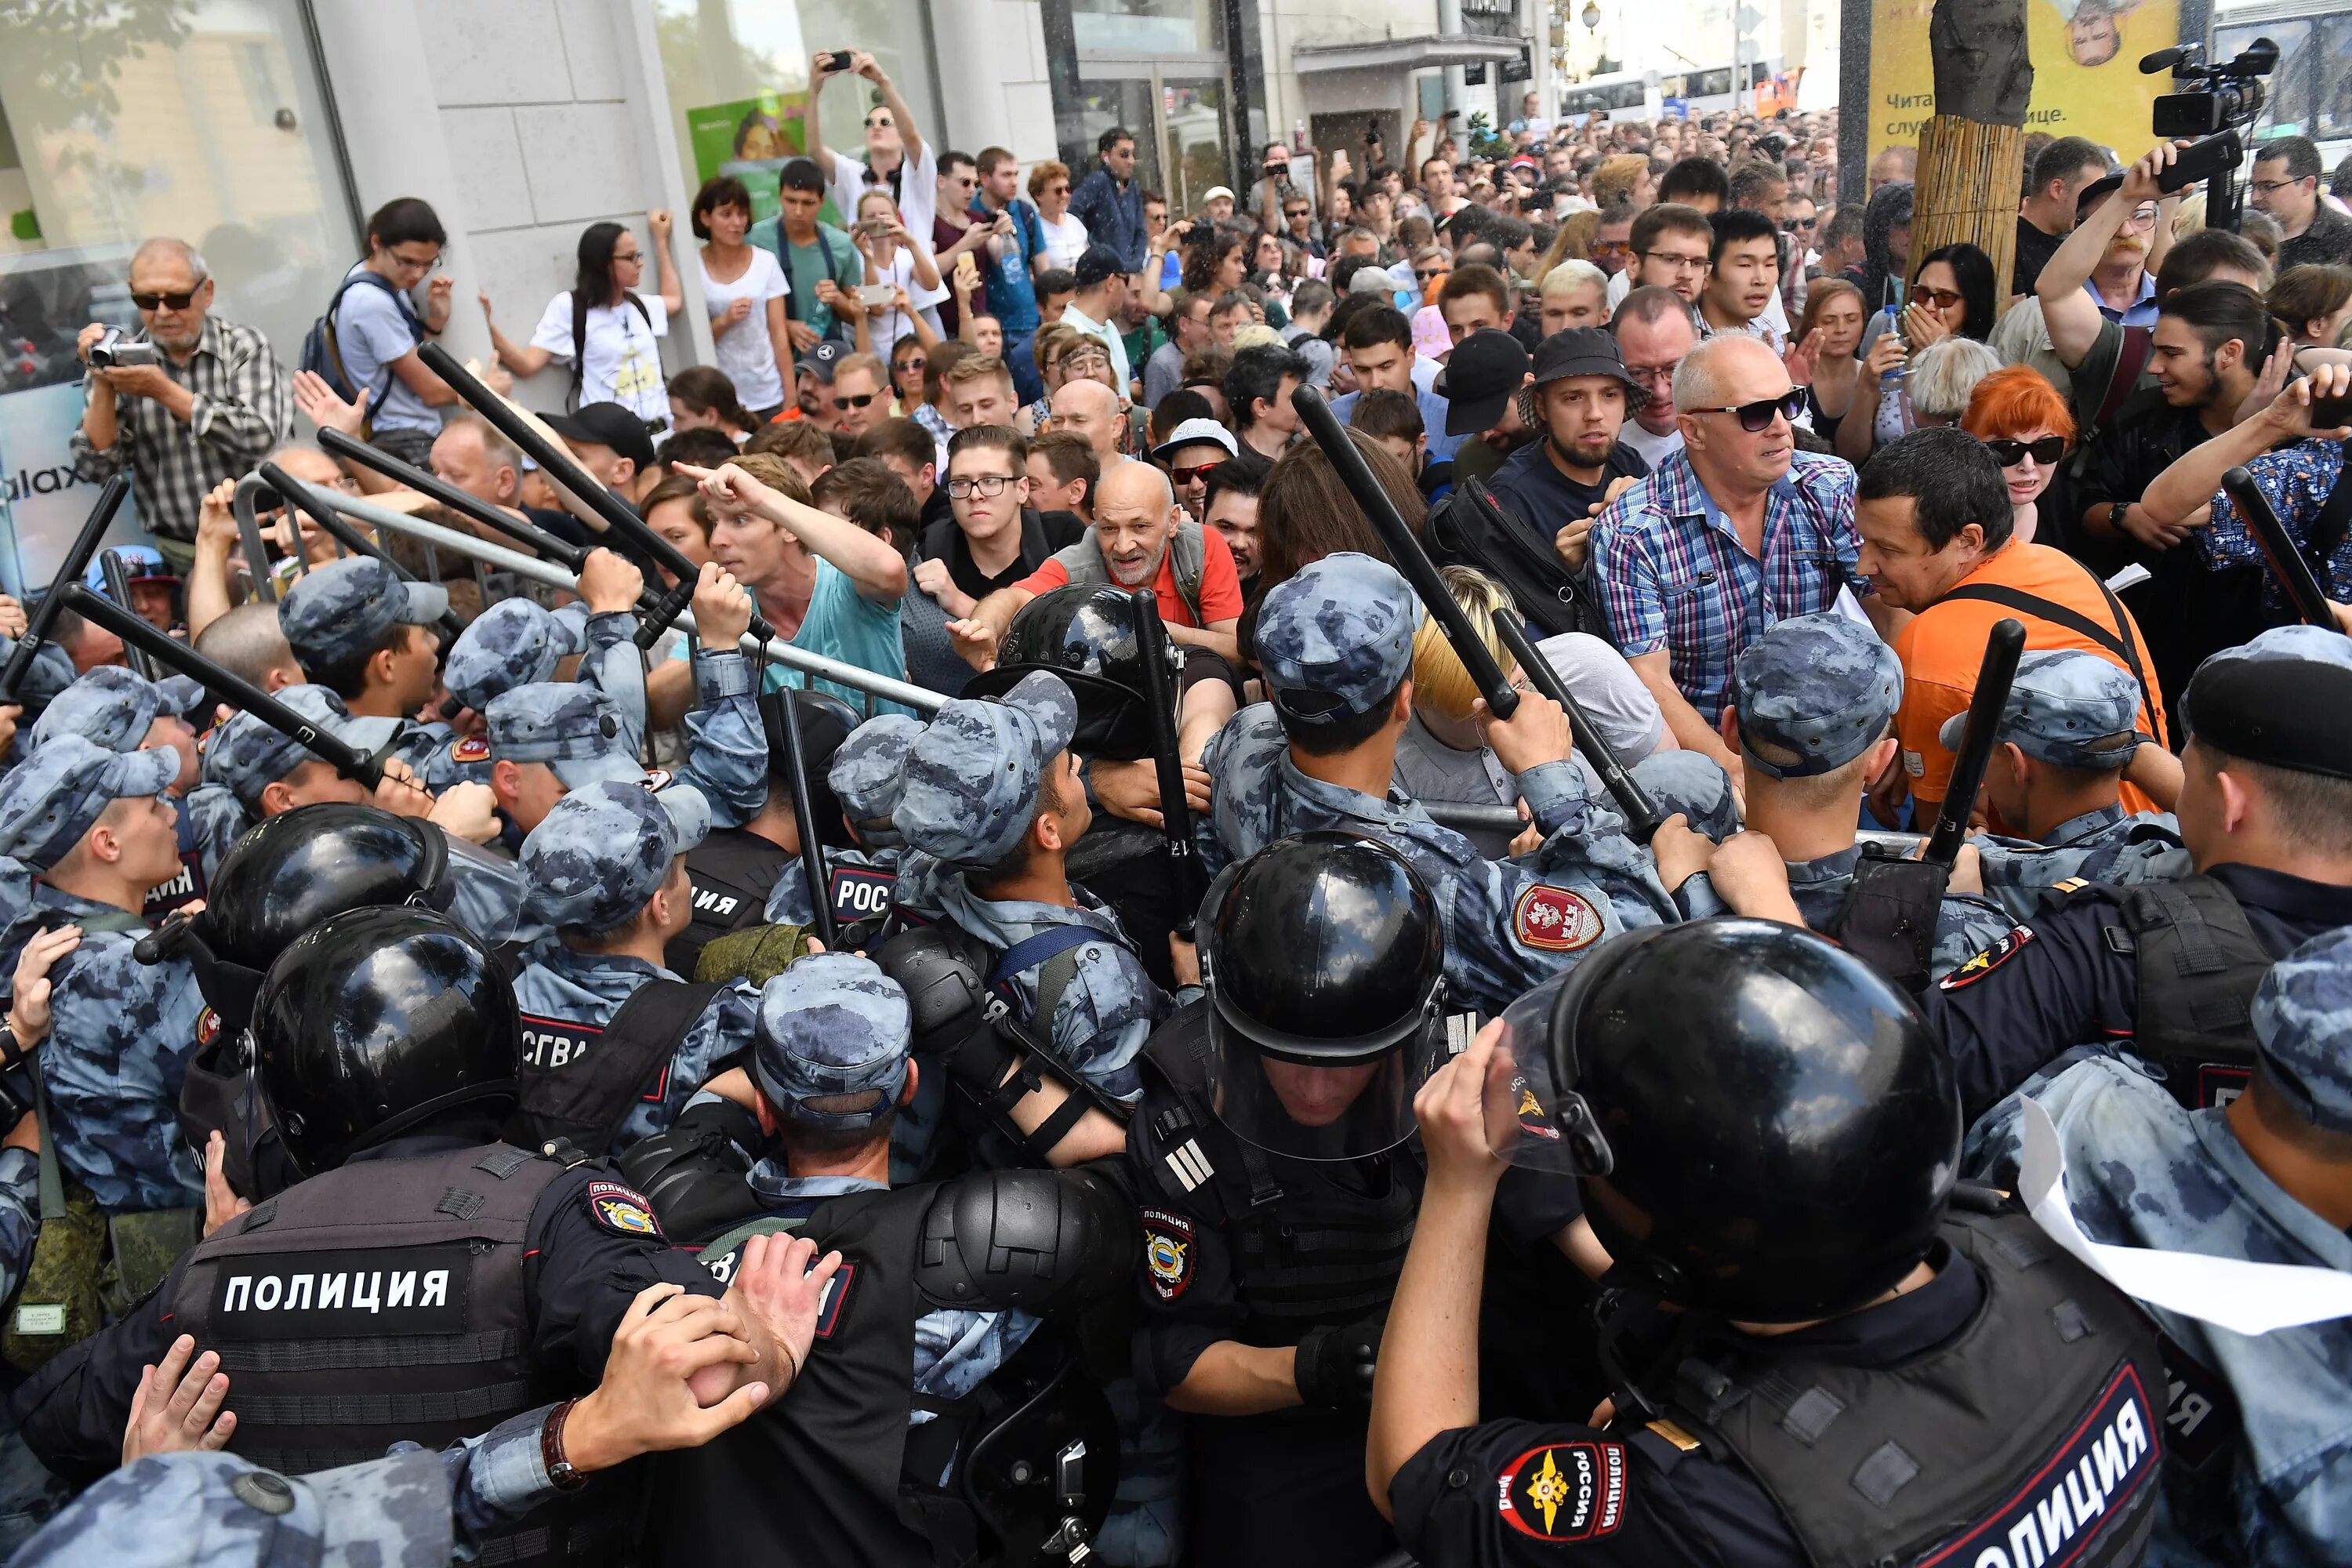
[32,666,207,753]
[2251,924,2352,1134]
[896,672,1078,869]
[0,634,79,717]
[828,714,927,826]
[200,686,359,811]
[12,1446,451,1568]
[277,556,447,670]
[752,952,912,1131]
[520,778,710,932]
[2199,622,2352,674]
[1256,554,1421,726]
[443,599,579,713]
[1937,649,2140,771]
[1633,750,1740,840]
[1730,613,1902,779]
[485,683,644,789]
[0,734,180,871]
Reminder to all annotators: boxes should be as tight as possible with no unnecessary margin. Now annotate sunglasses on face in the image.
[1984,435,2066,466]
[1782,216,1817,231]
[1414,266,1445,281]
[867,115,894,130]
[1167,461,1222,487]
[833,391,879,409]
[132,285,206,310]
[1696,389,1806,431]
[1911,285,1964,310]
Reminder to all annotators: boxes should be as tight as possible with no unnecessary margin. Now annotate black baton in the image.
[58,583,386,789]
[315,428,590,569]
[1,474,129,701]
[1924,618,2025,869]
[415,343,779,646]
[1289,385,1519,719]
[2223,465,2340,630]
[1130,590,1208,937]
[773,693,837,950]
[98,550,161,682]
[257,463,468,650]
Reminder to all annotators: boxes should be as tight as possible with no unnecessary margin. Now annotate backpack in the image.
[1426,477,1605,640]
[1050,517,1208,624]
[299,271,420,430]
[566,289,657,412]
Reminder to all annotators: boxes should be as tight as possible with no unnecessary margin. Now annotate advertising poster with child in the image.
[684,93,811,226]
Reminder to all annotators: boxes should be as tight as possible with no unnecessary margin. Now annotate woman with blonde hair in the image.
[1530,208,1601,284]
[1396,566,1525,855]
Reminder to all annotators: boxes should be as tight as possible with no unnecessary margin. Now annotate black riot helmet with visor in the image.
[964,583,1163,760]
[1201,831,1450,1160]
[1488,918,1960,1323]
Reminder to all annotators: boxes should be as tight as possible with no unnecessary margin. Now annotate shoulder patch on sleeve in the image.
[194,1007,220,1048]
[1141,1207,1195,1301]
[586,1179,662,1238]
[1512,884,1604,953]
[451,735,491,764]
[1938,925,2035,990]
[1498,1441,1628,1541]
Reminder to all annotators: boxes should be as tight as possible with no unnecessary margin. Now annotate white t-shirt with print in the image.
[529,291,670,423]
[699,247,791,411]
[1038,210,1091,271]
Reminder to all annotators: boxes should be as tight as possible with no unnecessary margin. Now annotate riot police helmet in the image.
[252,906,521,1174]
[187,802,452,1032]
[1202,831,1448,1160]
[965,584,1158,760]
[757,688,861,851]
[1495,918,1959,1323]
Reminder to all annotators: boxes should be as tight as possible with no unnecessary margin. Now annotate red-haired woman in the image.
[1962,365,2074,546]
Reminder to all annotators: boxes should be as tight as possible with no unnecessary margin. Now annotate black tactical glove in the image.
[1294,1318,1384,1414]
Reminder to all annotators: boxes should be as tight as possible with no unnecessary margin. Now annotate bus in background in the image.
[2209,0,2352,169]
[1664,57,1786,119]
[1558,70,1662,122]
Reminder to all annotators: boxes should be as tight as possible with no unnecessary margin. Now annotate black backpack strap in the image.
[519,979,726,1153]
[568,289,589,412]
[2095,325,2154,431]
[2307,447,2352,568]
[1940,578,2161,742]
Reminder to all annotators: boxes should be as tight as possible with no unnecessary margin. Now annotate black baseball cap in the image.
[800,339,848,383]
[542,401,659,474]
[2074,172,2125,221]
[1433,329,1532,435]
[1074,245,1127,289]
[1530,327,1639,393]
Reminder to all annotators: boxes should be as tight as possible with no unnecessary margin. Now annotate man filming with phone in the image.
[71,238,292,574]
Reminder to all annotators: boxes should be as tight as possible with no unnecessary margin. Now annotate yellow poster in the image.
[1867,0,2184,166]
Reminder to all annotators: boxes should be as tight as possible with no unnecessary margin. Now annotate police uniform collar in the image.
[2204,861,2352,924]
[1276,750,1417,818]
[2045,802,2128,846]
[539,944,674,984]
[1732,1240,1981,1363]
[2188,1105,2352,1268]
[342,1123,507,1165]
[749,1165,887,1204]
[1784,844,1865,886]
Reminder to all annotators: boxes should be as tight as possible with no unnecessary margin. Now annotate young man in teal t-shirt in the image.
[749,157,864,351]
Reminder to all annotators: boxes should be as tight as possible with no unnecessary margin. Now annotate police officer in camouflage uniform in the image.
[510,780,757,1156]
[652,951,1129,1567]
[273,557,455,779]
[1675,613,2016,979]
[483,680,766,849]
[1954,650,2188,921]
[1923,625,2352,1122]
[0,738,203,1217]
[746,699,898,937]
[30,666,210,920]
[831,714,953,935]
[895,672,1177,1134]
[1965,923,2352,1566]
[438,594,619,792]
[0,633,82,932]
[1201,554,1675,1018]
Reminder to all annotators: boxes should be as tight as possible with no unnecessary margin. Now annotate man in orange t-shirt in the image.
[948,458,1243,669]
[1855,429,2169,819]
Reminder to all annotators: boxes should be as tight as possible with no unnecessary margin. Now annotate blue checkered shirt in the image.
[1588,448,1869,721]
[2199,437,2352,607]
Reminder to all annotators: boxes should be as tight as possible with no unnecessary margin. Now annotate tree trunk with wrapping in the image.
[1910,0,2033,292]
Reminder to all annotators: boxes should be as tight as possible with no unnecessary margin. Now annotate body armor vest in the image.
[1658,1209,2166,1568]
[514,978,721,1153]
[1143,1008,1420,1342]
[2113,877,2270,1109]
[1822,848,1949,994]
[669,826,794,977]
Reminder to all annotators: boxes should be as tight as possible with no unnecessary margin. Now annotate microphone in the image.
[2138,44,2195,73]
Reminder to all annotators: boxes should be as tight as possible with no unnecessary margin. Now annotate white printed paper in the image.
[2019,1097,2352,1336]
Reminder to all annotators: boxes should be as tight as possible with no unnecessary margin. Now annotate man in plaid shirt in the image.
[71,238,291,571]
[1588,335,1897,779]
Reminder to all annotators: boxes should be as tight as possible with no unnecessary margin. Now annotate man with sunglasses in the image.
[1589,335,1894,781]
[71,238,291,573]
[802,50,936,243]
[1152,416,1240,519]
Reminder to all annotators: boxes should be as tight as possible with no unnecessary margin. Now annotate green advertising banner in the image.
[684,93,811,224]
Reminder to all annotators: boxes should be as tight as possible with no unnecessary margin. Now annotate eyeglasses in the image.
[1642,250,1710,274]
[1591,240,1632,258]
[1984,435,2066,466]
[1167,461,1223,488]
[833,391,879,409]
[947,474,1015,498]
[898,357,927,373]
[1781,216,1817,232]
[1912,285,1965,310]
[130,285,207,310]
[1694,389,1806,431]
[385,249,444,273]
[1285,207,1311,219]
[2249,177,2308,196]
[1624,362,1676,386]
[866,114,894,130]
[1414,266,1446,281]
[2118,205,2160,230]
[612,249,644,264]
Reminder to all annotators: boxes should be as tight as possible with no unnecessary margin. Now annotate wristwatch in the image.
[541,1398,587,1490]
[2107,500,2132,533]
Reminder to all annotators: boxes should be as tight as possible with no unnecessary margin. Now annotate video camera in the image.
[2143,38,2276,137]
